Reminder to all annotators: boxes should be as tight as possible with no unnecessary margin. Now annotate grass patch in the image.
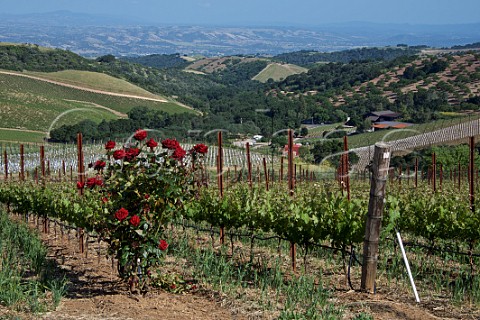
[253,63,308,82]
[166,230,343,319]
[23,70,164,99]
[0,130,46,143]
[0,210,68,315]
[0,72,195,132]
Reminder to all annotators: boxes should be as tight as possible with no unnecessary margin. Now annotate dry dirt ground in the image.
[1,220,478,320]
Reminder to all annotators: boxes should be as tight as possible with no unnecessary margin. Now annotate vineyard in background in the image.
[1,130,480,318]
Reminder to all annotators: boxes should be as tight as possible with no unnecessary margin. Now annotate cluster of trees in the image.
[275,60,393,92]
[49,106,198,143]
[451,42,480,50]
[304,139,359,167]
[402,58,449,80]
[121,53,191,69]
[273,47,420,66]
[0,45,96,72]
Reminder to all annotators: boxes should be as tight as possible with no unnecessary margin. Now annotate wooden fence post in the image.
[361,142,391,293]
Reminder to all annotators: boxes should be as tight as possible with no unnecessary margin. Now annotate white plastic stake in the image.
[396,230,420,303]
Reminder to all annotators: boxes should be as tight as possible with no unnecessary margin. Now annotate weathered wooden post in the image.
[361,142,391,293]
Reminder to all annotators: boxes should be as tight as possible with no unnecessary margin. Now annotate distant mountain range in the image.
[1,11,479,57]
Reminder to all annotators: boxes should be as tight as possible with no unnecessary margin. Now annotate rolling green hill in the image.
[22,70,168,99]
[0,71,196,141]
[252,63,308,82]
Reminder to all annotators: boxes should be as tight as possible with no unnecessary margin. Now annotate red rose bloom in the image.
[94,160,106,170]
[159,239,169,251]
[134,129,148,141]
[146,138,158,148]
[105,140,116,150]
[192,143,208,154]
[102,197,109,203]
[161,138,180,150]
[125,147,140,161]
[113,149,126,160]
[129,215,140,227]
[115,208,129,221]
[95,178,103,186]
[171,146,186,160]
[86,177,97,189]
[76,181,85,189]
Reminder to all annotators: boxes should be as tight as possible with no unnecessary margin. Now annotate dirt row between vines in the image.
[1,217,476,319]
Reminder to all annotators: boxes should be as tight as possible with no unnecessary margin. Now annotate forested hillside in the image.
[1,43,480,143]
[273,47,421,66]
[121,53,191,69]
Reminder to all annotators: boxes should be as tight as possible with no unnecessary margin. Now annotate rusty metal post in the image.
[263,157,269,191]
[287,129,296,271]
[343,136,351,201]
[77,133,85,253]
[280,156,284,183]
[432,152,436,193]
[218,132,225,245]
[458,162,461,191]
[415,158,418,188]
[246,142,252,189]
[40,146,46,180]
[439,164,443,191]
[4,150,7,181]
[470,136,475,212]
[20,144,24,181]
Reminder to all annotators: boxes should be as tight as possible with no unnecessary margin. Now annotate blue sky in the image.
[2,0,480,26]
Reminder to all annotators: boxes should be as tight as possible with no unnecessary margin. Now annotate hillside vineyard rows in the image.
[0,131,480,319]
[1,43,480,319]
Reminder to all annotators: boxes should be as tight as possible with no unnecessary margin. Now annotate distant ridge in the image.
[1,11,479,56]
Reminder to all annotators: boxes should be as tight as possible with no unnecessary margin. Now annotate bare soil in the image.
[2,219,478,319]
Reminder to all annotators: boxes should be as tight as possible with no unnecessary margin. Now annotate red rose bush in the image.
[90,130,207,287]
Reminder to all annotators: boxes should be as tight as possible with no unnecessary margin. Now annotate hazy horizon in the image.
[2,0,480,27]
